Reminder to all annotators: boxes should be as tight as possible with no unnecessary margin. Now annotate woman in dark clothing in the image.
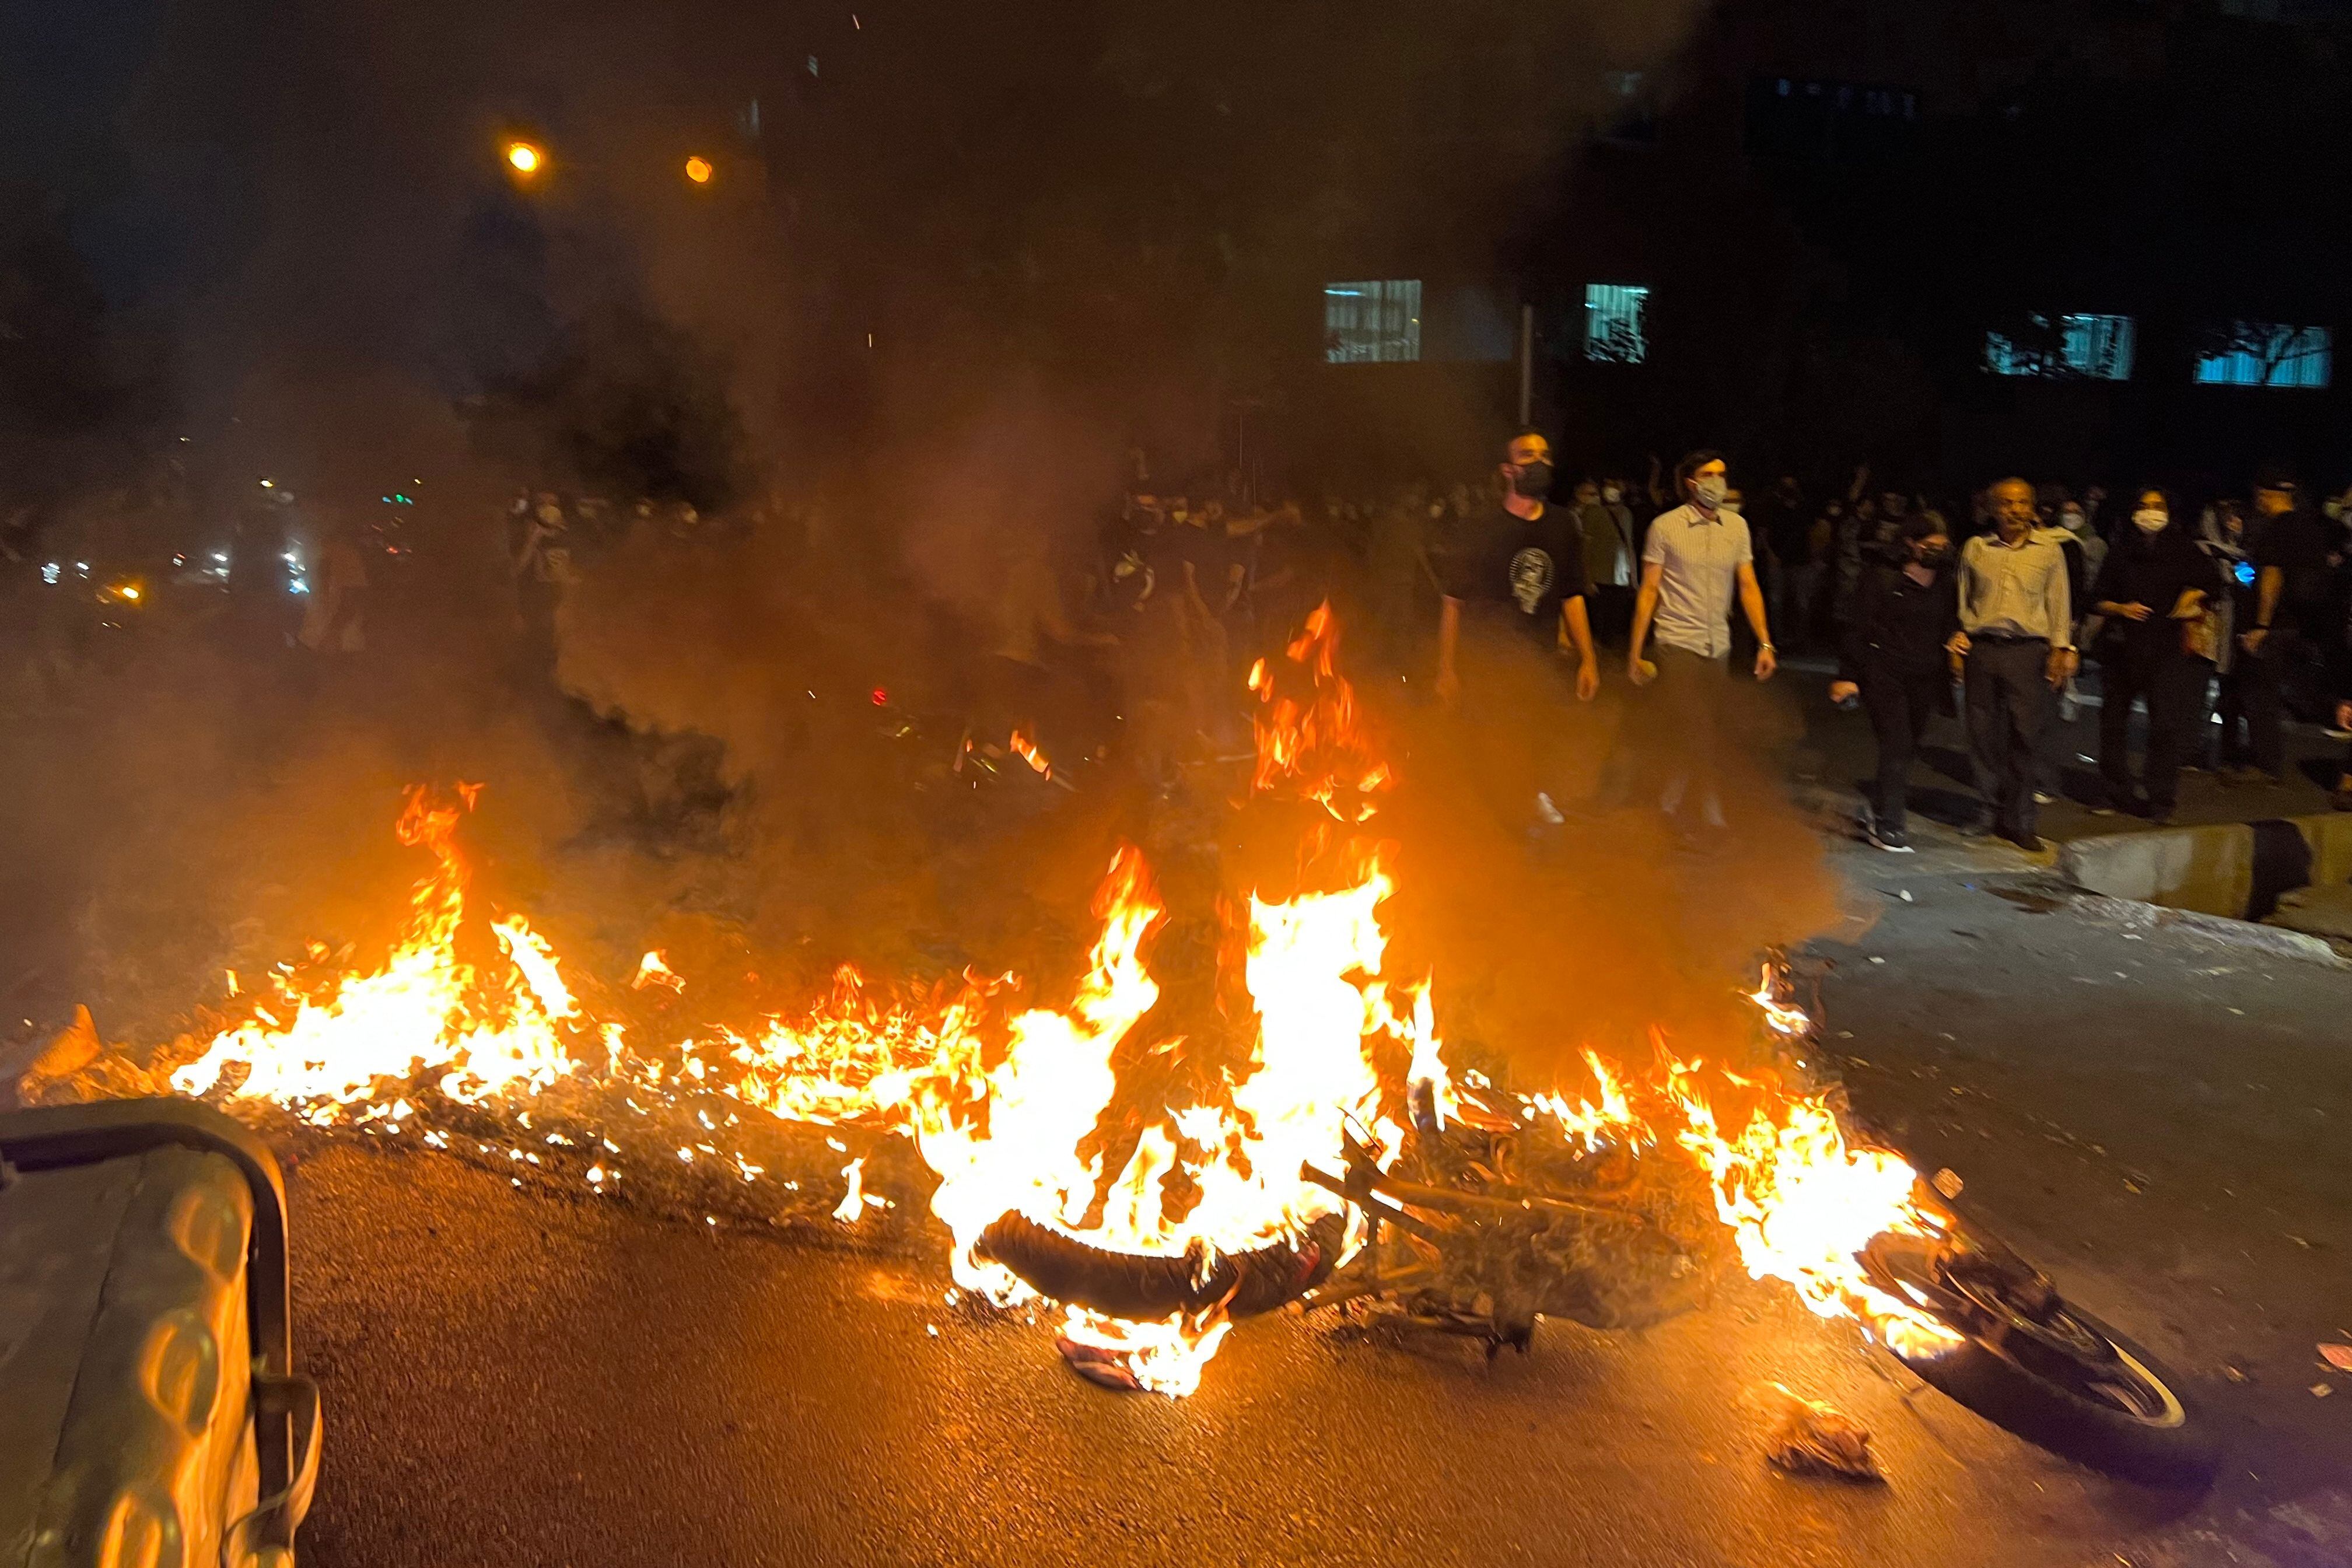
[2089,488,2218,823]
[1829,513,1961,852]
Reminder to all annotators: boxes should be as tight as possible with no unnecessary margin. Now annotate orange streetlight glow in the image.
[506,141,543,176]
[684,155,713,185]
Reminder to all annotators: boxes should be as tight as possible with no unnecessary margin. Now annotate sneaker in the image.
[2003,828,2048,853]
[2032,791,2057,806]
[1870,825,1915,853]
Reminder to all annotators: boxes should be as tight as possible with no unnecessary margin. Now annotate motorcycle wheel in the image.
[1864,1232,2220,1489]
[972,1210,1343,1322]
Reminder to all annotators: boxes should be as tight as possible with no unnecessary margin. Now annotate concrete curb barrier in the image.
[2059,811,2352,921]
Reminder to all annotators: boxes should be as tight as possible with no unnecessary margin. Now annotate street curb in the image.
[2058,813,2352,921]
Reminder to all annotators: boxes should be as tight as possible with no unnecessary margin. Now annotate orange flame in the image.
[1009,729,1052,778]
[137,611,1960,1392]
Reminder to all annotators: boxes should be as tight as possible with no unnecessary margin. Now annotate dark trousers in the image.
[1965,638,2052,835]
[1860,663,1943,834]
[2236,635,2296,779]
[2098,651,2196,810]
[2216,663,2256,770]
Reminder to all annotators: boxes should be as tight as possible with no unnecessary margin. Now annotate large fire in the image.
[88,606,1956,1391]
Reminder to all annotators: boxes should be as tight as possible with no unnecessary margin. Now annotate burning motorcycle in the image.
[976,961,2220,1490]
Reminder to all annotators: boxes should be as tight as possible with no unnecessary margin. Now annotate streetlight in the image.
[683,155,713,186]
[506,140,544,177]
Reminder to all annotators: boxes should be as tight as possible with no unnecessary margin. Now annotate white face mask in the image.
[2059,511,2086,531]
[1601,487,1622,504]
[2133,509,2167,534]
[1692,476,1728,509]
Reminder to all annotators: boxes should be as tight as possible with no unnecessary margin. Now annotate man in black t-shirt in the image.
[1435,428,1600,705]
[2235,469,2332,784]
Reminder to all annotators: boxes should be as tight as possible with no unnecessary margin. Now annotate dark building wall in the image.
[1291,0,2352,501]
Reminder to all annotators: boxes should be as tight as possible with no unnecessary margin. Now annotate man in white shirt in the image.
[1626,450,1778,831]
[1950,475,2075,850]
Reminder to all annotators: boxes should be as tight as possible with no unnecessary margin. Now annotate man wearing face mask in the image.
[1628,450,1777,835]
[2088,489,2213,822]
[1829,514,1961,851]
[1436,428,1600,708]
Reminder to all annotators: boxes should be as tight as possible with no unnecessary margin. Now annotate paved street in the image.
[274,821,2351,1568]
[8,658,2349,1566]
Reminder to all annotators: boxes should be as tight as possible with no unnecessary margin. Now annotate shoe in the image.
[1870,826,1914,853]
[2002,829,2048,853]
[2032,791,2057,806]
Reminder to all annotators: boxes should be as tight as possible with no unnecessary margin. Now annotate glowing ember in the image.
[632,951,687,993]
[1008,729,1051,778]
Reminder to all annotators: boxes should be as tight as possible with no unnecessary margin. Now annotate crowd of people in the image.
[1320,435,2352,853]
[15,439,2351,855]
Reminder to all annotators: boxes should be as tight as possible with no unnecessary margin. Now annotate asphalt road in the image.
[276,828,2352,1568]
[12,643,2350,1567]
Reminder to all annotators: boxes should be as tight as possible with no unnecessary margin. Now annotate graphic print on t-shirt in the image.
[1509,546,1556,614]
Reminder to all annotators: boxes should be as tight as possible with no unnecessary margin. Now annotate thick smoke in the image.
[2,0,1803,1085]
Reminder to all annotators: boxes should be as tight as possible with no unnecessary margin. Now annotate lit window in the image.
[1583,284,1650,364]
[1985,313,2135,381]
[1324,281,1423,364]
[2194,323,2332,389]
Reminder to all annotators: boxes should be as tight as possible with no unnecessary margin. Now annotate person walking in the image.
[2087,489,2214,823]
[1951,477,2075,850]
[1627,450,1777,836]
[1436,428,1601,706]
[1829,514,1960,852]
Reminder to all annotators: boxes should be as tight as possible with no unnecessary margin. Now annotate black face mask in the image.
[1915,545,1952,568]
[1511,461,1555,501]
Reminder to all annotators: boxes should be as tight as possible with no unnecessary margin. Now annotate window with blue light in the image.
[1985,313,2136,382]
[2194,324,2332,389]
[1583,284,1650,364]
[1324,281,1423,364]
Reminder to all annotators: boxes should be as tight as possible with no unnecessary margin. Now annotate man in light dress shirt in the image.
[1626,450,1777,835]
[1948,476,2076,851]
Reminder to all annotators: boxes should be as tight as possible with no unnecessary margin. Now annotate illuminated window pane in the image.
[1985,313,2135,381]
[1324,281,1423,364]
[2194,324,2332,389]
[1583,284,1650,364]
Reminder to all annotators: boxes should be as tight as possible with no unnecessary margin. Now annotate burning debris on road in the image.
[26,607,1968,1397]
